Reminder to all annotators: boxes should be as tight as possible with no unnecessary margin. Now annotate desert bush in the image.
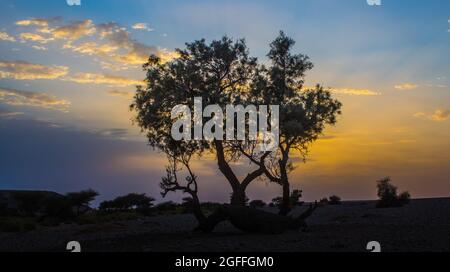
[66,189,99,216]
[154,201,178,213]
[99,193,154,214]
[249,200,266,208]
[398,191,411,205]
[328,195,342,205]
[271,189,304,208]
[376,177,411,208]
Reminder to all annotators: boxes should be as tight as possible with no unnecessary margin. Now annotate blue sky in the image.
[0,0,449,203]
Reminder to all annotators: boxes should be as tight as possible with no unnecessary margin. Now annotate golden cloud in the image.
[14,17,179,70]
[394,83,418,90]
[0,60,69,80]
[19,32,54,44]
[414,109,449,121]
[51,19,96,40]
[431,109,450,121]
[0,87,70,111]
[131,23,154,32]
[330,88,379,96]
[16,18,50,27]
[67,72,143,86]
[63,41,118,56]
[107,90,134,98]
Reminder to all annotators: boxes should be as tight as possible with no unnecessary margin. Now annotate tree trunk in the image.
[278,152,291,215]
[279,178,290,215]
[230,186,247,206]
[190,194,206,223]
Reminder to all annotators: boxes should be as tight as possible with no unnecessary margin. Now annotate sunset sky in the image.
[0,0,449,204]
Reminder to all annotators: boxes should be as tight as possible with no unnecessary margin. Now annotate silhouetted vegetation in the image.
[66,189,98,216]
[131,31,341,216]
[248,32,342,215]
[0,189,101,232]
[249,200,266,208]
[376,177,411,208]
[99,193,154,214]
[328,195,342,205]
[271,189,304,209]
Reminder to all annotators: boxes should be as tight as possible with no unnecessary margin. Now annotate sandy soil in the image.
[1,198,449,252]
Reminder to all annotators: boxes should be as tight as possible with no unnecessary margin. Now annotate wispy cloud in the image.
[132,23,154,32]
[31,45,48,51]
[52,19,96,40]
[107,90,134,98]
[330,88,379,96]
[0,31,16,42]
[0,60,69,80]
[0,108,23,118]
[394,83,419,90]
[16,18,52,27]
[19,32,54,44]
[67,72,143,87]
[15,18,178,70]
[414,109,450,122]
[0,87,70,111]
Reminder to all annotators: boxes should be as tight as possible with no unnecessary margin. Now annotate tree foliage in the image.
[131,31,342,215]
[376,177,411,208]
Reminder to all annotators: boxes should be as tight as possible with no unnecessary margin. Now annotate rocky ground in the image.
[1,198,449,252]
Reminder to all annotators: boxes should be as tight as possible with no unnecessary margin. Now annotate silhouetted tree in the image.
[66,189,99,216]
[376,177,411,208]
[328,195,342,205]
[99,193,154,213]
[160,148,206,223]
[131,32,341,214]
[247,32,342,215]
[271,189,303,208]
[131,36,271,206]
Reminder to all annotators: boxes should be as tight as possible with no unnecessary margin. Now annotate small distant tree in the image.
[398,191,411,205]
[66,189,99,216]
[99,193,154,212]
[271,189,303,209]
[376,177,411,208]
[328,195,342,205]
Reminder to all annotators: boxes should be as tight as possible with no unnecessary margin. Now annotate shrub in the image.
[154,201,178,213]
[376,177,411,208]
[398,191,411,205]
[99,193,155,214]
[249,200,266,208]
[271,189,304,208]
[66,189,99,216]
[328,195,342,205]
